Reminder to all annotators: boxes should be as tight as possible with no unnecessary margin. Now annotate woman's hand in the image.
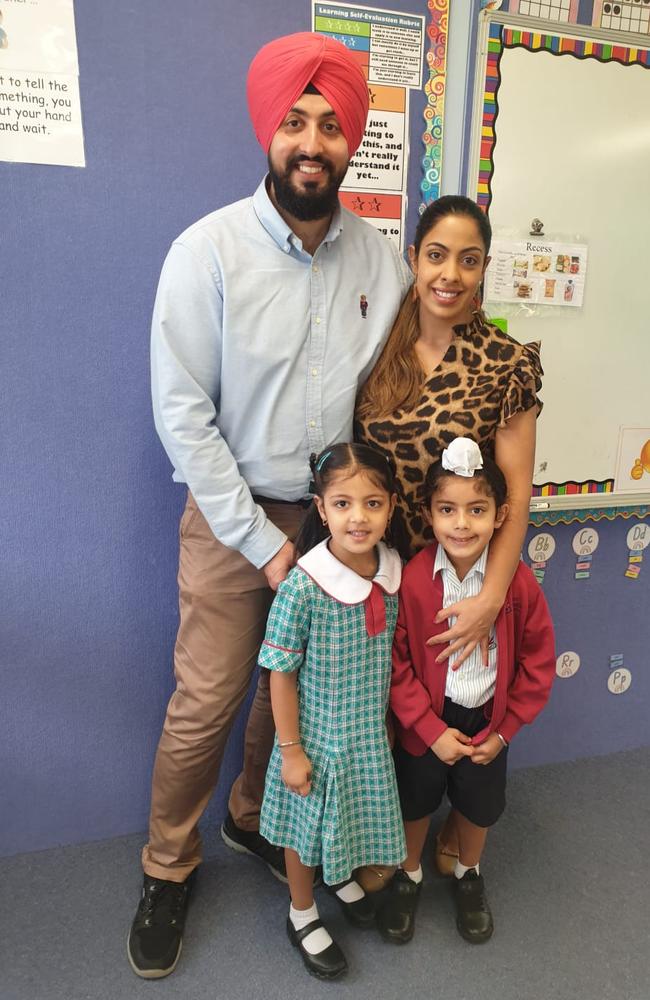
[280,746,312,796]
[471,732,504,765]
[426,590,502,668]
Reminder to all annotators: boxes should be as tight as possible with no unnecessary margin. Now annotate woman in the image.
[355,195,542,876]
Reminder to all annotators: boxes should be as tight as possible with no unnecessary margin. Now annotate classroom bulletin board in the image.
[467,5,650,522]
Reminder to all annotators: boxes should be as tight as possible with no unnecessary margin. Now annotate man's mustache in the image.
[287,154,332,172]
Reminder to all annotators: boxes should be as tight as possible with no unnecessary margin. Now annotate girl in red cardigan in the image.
[377,437,555,946]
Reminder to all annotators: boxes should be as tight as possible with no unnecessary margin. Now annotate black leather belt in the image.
[252,494,313,509]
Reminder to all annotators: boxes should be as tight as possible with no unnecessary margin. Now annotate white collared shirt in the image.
[434,545,498,709]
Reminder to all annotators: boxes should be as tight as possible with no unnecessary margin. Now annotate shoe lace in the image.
[473,886,489,913]
[138,880,187,928]
[462,873,489,913]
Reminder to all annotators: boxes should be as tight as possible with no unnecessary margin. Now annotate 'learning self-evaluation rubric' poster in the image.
[0,0,84,167]
[312,1,425,250]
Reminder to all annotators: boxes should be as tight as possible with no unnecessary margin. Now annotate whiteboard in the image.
[468,19,650,509]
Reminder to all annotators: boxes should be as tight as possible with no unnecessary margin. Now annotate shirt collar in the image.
[252,177,343,255]
[298,540,401,604]
[433,543,488,584]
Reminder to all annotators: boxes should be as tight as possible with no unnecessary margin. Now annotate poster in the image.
[313,2,426,248]
[614,427,650,494]
[0,0,84,167]
[313,3,425,88]
[485,237,588,308]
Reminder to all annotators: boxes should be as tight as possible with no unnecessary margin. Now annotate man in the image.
[128,31,411,979]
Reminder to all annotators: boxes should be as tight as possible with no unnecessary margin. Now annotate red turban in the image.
[247,32,369,156]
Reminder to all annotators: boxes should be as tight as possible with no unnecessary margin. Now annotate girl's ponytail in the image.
[294,453,331,557]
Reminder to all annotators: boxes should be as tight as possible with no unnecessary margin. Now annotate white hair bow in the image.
[441,437,483,478]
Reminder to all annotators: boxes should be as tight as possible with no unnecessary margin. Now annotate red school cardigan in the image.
[391,543,556,755]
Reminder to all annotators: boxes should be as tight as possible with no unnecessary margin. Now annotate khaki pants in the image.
[142,492,306,882]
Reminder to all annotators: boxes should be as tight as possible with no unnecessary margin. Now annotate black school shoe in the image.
[376,869,421,944]
[453,869,494,943]
[286,917,348,980]
[127,871,195,978]
[326,879,377,928]
[220,810,288,882]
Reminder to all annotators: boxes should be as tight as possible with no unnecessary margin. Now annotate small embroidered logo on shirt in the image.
[360,294,368,319]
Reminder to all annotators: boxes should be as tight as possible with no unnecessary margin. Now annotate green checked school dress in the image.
[259,540,406,885]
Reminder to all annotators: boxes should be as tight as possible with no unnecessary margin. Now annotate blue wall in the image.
[1,0,425,859]
[511,519,649,769]
[2,1,648,859]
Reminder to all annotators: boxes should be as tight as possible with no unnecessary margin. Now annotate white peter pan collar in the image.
[298,540,402,605]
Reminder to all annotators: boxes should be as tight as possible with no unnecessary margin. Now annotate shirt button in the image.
[309,420,316,428]
[313,265,319,273]
[315,317,321,325]
[311,368,318,377]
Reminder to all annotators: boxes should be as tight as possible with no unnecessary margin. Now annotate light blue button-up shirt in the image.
[151,179,411,568]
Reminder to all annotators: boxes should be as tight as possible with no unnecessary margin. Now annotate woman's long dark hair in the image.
[357,195,492,420]
[295,442,409,560]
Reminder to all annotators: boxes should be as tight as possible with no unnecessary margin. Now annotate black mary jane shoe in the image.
[326,879,377,929]
[453,869,494,944]
[286,917,348,980]
[376,869,421,944]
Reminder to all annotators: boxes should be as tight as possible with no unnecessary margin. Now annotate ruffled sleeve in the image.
[258,569,311,673]
[500,341,543,426]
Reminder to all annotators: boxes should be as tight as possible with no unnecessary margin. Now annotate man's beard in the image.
[268,154,347,221]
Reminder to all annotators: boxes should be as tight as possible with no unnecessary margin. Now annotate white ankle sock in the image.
[335,879,365,904]
[454,861,479,879]
[402,865,423,884]
[289,903,332,955]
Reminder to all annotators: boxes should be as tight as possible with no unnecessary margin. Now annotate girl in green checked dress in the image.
[259,443,407,981]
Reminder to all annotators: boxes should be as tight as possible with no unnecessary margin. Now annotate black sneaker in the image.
[453,869,494,943]
[127,872,195,978]
[221,810,288,882]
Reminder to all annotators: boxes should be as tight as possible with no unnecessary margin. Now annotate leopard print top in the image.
[355,317,543,557]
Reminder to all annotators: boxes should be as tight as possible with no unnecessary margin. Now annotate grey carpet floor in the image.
[2,747,649,1000]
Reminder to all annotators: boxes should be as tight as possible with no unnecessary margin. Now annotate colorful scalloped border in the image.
[420,0,449,209]
[529,506,650,527]
[503,24,650,64]
[477,22,650,211]
[532,480,614,497]
[477,21,502,210]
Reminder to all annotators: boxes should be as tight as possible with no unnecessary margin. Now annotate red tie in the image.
[364,582,387,637]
